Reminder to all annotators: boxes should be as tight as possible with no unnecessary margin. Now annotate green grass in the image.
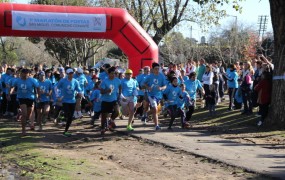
[0,120,96,179]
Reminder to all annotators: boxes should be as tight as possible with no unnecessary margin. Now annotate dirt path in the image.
[0,118,272,180]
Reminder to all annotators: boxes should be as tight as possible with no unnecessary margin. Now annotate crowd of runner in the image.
[0,55,274,136]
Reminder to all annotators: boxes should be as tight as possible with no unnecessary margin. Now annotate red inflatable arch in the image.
[0,3,158,75]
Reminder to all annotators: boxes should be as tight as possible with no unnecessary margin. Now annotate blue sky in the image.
[12,0,272,41]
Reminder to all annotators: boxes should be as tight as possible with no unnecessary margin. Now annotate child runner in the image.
[90,81,101,126]
[143,63,167,130]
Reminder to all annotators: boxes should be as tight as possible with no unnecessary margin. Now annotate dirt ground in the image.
[0,117,273,180]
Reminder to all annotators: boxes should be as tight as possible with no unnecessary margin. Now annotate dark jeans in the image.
[185,105,195,122]
[203,84,210,107]
[228,88,237,110]
[213,83,219,104]
[242,90,253,113]
[167,105,185,128]
[63,103,76,132]
[259,104,269,122]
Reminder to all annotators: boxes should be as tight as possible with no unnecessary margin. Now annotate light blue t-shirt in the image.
[38,79,52,102]
[136,74,148,96]
[51,82,61,103]
[144,73,167,99]
[182,76,189,83]
[177,91,191,108]
[227,70,239,88]
[99,71,108,80]
[184,79,203,100]
[76,74,87,94]
[100,77,121,102]
[90,89,101,112]
[12,77,39,100]
[4,74,13,94]
[121,78,138,97]
[57,78,81,103]
[8,77,18,95]
[163,84,182,106]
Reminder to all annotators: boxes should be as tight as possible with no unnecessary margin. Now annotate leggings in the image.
[63,103,76,132]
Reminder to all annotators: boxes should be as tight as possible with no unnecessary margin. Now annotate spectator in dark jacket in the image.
[254,71,272,126]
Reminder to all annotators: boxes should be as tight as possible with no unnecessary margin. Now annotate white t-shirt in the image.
[202,71,214,85]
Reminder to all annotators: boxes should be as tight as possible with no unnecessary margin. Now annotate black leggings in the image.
[63,103,76,132]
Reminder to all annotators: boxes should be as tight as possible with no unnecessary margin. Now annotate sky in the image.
[11,0,272,42]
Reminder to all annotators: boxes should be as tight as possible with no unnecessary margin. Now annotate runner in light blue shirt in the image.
[184,72,205,128]
[36,71,52,131]
[120,69,138,131]
[57,68,82,137]
[8,68,40,136]
[99,66,122,135]
[143,63,167,131]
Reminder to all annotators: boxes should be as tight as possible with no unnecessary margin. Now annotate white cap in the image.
[66,68,74,74]
[77,68,83,74]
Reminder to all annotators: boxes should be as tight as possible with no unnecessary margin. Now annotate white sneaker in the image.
[257,121,262,126]
[73,112,79,119]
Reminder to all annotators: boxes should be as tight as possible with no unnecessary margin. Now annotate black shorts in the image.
[101,101,118,113]
[36,101,50,109]
[137,95,144,103]
[18,98,34,107]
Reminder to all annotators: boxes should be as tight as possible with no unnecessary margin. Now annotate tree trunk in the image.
[268,0,285,125]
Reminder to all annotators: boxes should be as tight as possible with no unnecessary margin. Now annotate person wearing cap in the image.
[58,67,65,78]
[120,69,138,131]
[74,67,88,119]
[57,68,82,137]
[8,68,40,136]
[143,63,167,131]
[100,66,122,135]
[35,71,52,131]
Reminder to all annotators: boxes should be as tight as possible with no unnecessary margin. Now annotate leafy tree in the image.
[0,37,19,65]
[99,0,243,44]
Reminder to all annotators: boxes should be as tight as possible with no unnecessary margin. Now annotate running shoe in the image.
[127,125,134,131]
[155,125,161,131]
[63,132,72,137]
